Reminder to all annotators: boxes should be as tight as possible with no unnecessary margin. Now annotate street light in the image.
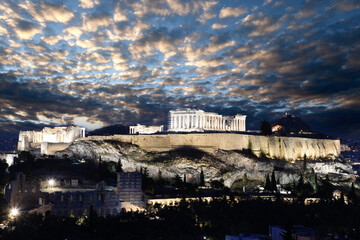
[10,208,19,218]
[48,178,55,187]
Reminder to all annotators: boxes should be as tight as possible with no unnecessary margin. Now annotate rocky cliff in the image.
[56,140,355,188]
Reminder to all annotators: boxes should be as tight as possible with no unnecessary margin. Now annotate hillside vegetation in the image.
[56,140,355,188]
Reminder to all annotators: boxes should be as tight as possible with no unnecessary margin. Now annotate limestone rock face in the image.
[55,140,355,188]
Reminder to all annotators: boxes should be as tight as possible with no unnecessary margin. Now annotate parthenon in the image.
[168,109,246,132]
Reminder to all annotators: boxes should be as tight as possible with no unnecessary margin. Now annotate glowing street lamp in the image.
[48,179,55,187]
[10,208,19,218]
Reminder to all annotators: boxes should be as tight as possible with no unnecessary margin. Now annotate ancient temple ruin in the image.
[168,108,246,132]
[18,126,86,154]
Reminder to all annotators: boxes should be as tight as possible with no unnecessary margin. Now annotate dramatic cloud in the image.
[219,6,247,18]
[212,23,227,29]
[78,0,100,9]
[8,19,42,39]
[0,0,359,140]
[20,1,74,25]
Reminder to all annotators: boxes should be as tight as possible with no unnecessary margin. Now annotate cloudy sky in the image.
[0,0,359,139]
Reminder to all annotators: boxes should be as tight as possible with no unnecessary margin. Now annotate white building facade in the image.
[168,109,246,132]
[129,124,163,134]
[18,126,86,151]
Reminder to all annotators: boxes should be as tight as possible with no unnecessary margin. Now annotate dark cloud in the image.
[0,0,359,140]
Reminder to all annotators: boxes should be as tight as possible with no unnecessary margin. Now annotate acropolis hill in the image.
[82,109,340,162]
[83,133,340,162]
[17,109,340,162]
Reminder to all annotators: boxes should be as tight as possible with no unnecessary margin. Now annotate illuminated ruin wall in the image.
[82,133,340,162]
[18,126,86,151]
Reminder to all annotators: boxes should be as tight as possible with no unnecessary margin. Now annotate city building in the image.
[5,173,121,217]
[5,170,147,217]
[50,182,120,217]
[168,108,246,132]
[117,172,146,208]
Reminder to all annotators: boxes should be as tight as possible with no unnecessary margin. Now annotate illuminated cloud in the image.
[219,6,247,18]
[74,117,104,130]
[82,14,112,32]
[242,13,282,36]
[211,23,227,29]
[114,3,128,22]
[0,0,359,140]
[166,0,195,15]
[20,1,74,25]
[197,0,218,23]
[63,26,83,39]
[129,0,171,17]
[79,0,100,9]
[9,19,42,40]
[41,35,63,45]
[329,1,360,11]
[0,25,8,35]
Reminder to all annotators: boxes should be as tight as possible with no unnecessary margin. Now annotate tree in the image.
[156,169,166,187]
[310,168,318,193]
[265,174,271,191]
[141,168,154,195]
[158,169,162,179]
[98,156,103,181]
[0,159,9,189]
[210,180,224,190]
[260,121,272,136]
[348,182,357,204]
[115,159,123,173]
[339,190,345,204]
[199,168,205,187]
[318,175,333,201]
[303,155,307,173]
[242,173,248,185]
[271,171,277,192]
[173,174,183,188]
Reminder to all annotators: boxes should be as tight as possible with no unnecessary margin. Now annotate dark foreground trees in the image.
[260,120,272,136]
[2,198,360,240]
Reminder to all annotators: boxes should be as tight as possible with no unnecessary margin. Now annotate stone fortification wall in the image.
[18,126,85,151]
[82,133,340,161]
[41,142,72,155]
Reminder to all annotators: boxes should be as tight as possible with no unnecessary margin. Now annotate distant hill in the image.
[272,113,313,134]
[88,124,129,136]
